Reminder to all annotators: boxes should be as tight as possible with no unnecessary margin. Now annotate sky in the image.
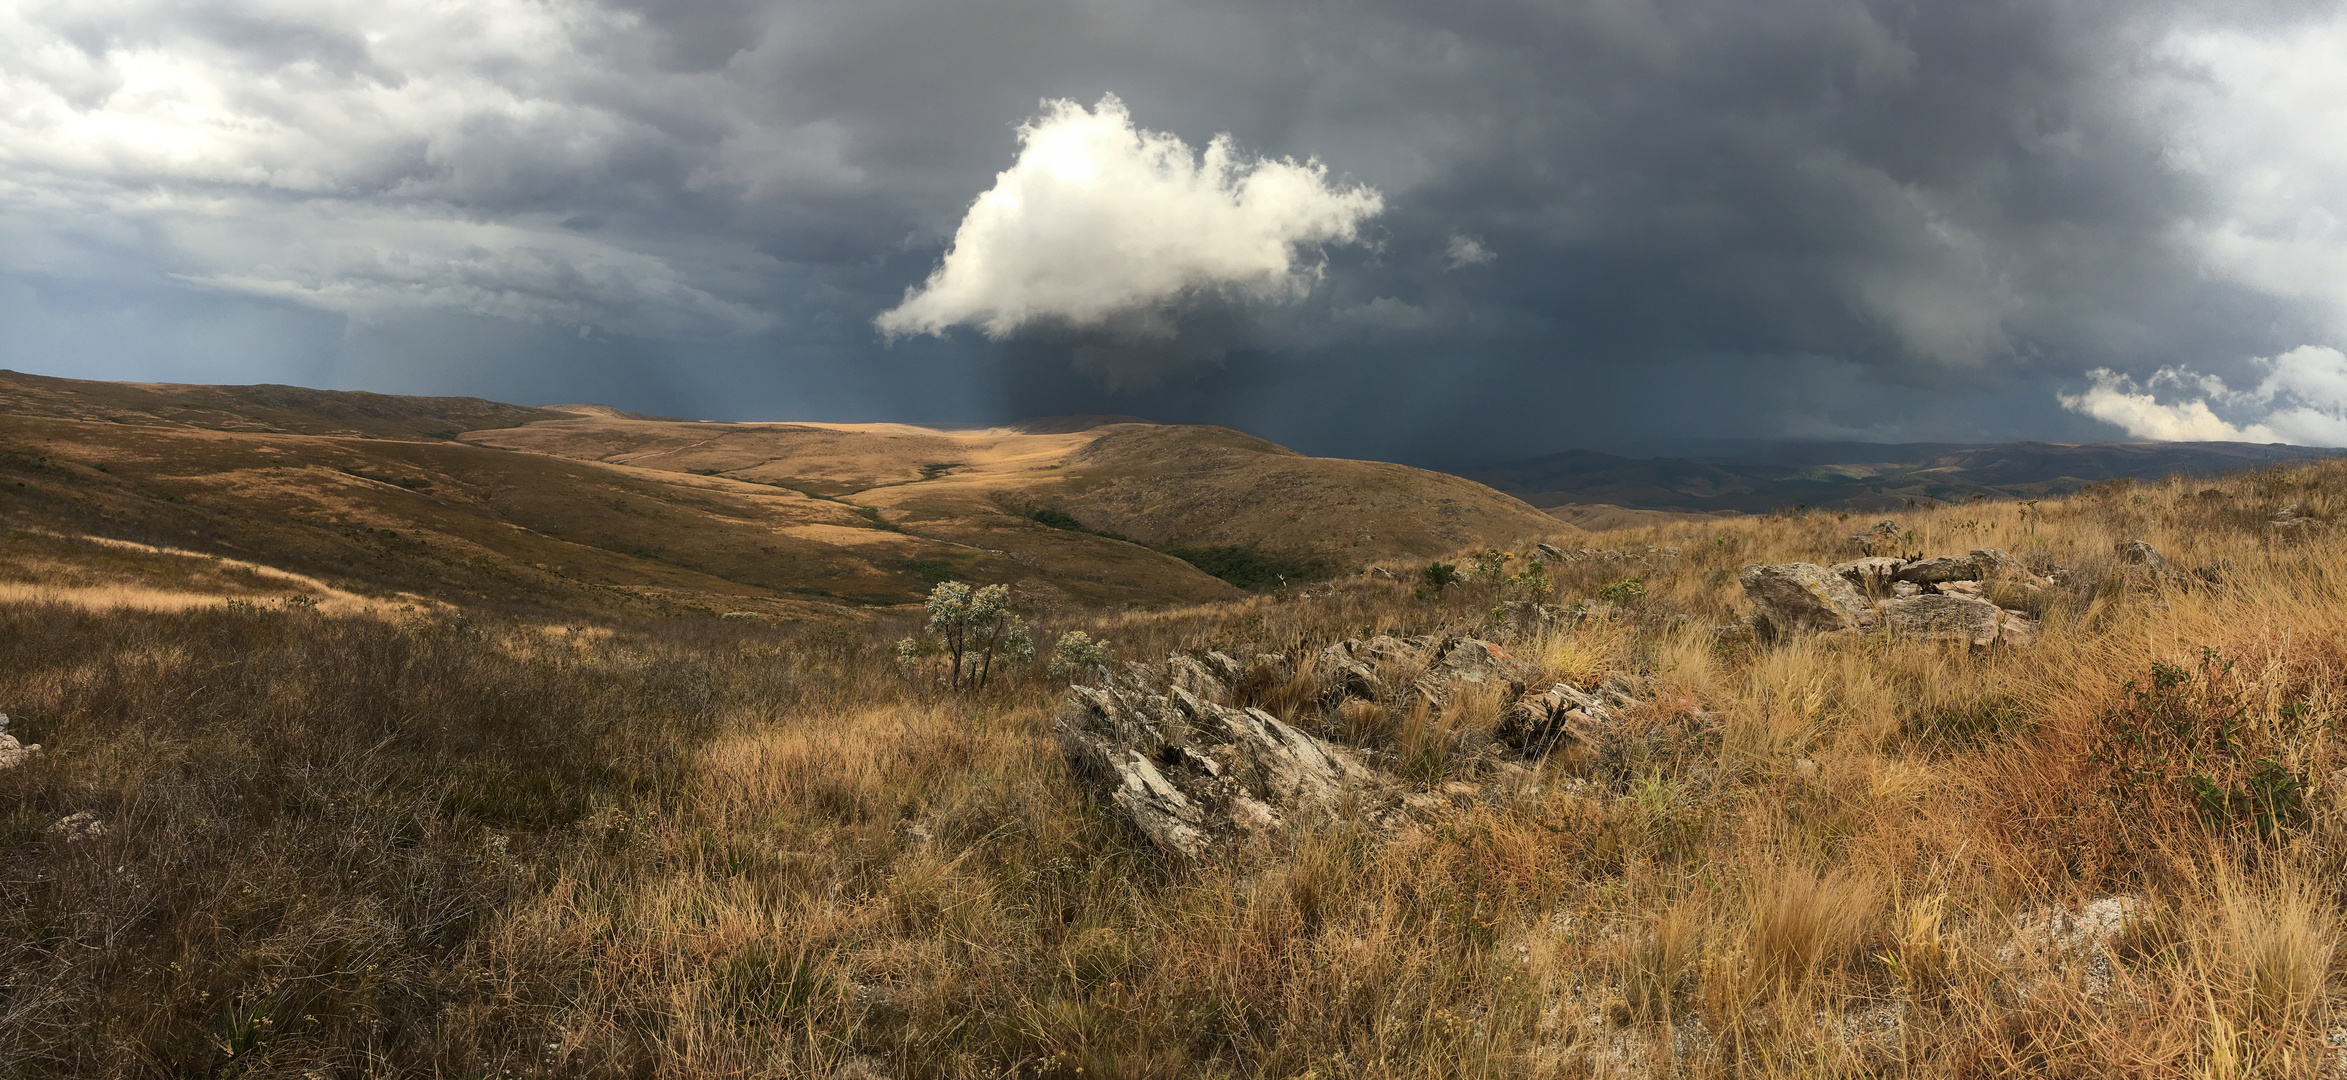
[5,0,2347,465]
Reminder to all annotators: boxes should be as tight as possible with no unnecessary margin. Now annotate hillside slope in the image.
[0,373,1569,615]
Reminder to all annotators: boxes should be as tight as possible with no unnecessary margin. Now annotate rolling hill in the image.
[0,371,1569,618]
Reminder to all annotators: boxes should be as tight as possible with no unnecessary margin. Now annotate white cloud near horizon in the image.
[874,95,1382,340]
[2058,345,2347,445]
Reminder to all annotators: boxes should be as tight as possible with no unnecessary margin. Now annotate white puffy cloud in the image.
[874,95,1382,340]
[2057,345,2347,445]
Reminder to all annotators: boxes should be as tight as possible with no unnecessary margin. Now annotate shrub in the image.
[1047,630,1114,679]
[2087,650,2308,838]
[901,581,1034,690]
[1420,562,1461,591]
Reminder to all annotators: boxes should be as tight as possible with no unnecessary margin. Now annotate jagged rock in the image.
[1882,594,2021,647]
[1937,580,1986,599]
[1315,643,1383,700]
[1203,651,1245,685]
[1536,542,1567,561]
[1057,675,1391,857]
[0,714,36,771]
[2115,539,2169,572]
[2116,539,2187,591]
[1997,610,2039,647]
[1893,556,1979,585]
[1739,563,1877,636]
[1501,681,1614,754]
[1167,655,1230,700]
[1411,638,1528,708]
[1890,581,1924,599]
[1831,557,1907,596]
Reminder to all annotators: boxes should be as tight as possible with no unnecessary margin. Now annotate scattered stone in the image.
[1830,557,1907,596]
[2115,539,2188,591]
[1882,594,2013,647]
[2271,505,2315,536]
[2115,539,2169,573]
[1739,563,1877,636]
[1998,896,2143,1002]
[0,714,38,771]
[1501,681,1615,755]
[48,811,105,842]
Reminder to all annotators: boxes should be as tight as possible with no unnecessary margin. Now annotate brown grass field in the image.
[6,430,2347,1076]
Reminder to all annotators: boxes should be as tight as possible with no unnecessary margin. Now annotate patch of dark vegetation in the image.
[1029,507,1132,543]
[904,558,957,585]
[1163,545,1337,591]
[918,462,962,481]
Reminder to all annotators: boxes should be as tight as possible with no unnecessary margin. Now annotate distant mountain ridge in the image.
[1463,440,2346,515]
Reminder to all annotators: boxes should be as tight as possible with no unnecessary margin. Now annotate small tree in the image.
[912,581,1034,690]
[1048,630,1114,680]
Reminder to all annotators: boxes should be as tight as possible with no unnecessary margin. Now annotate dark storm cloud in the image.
[4,0,2345,459]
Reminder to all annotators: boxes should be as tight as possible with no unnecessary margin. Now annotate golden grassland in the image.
[1,369,1570,619]
[8,460,2347,1076]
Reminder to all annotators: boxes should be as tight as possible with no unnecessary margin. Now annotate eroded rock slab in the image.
[1056,673,1392,857]
[1882,593,2033,647]
[1740,563,1876,636]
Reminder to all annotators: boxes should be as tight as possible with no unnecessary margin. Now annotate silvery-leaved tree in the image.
[897,581,1034,690]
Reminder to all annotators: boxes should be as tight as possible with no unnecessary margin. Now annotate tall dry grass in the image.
[7,461,2347,1074]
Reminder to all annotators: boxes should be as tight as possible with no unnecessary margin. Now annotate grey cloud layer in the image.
[3,0,2343,459]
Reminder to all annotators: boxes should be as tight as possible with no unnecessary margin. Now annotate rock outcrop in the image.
[1059,635,1674,857]
[1057,671,1394,857]
[1745,547,2049,646]
[1881,594,2027,647]
[1739,563,1877,636]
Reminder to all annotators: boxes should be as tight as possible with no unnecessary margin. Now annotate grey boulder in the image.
[1894,556,1980,585]
[1057,674,1390,857]
[1740,563,1877,635]
[1882,594,2035,647]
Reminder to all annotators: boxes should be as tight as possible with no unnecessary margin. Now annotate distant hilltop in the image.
[1463,440,2346,517]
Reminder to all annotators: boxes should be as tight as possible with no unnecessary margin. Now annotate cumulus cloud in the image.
[2058,346,2347,445]
[2150,13,2347,343]
[1445,235,1493,269]
[874,95,1382,340]
[0,0,830,337]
